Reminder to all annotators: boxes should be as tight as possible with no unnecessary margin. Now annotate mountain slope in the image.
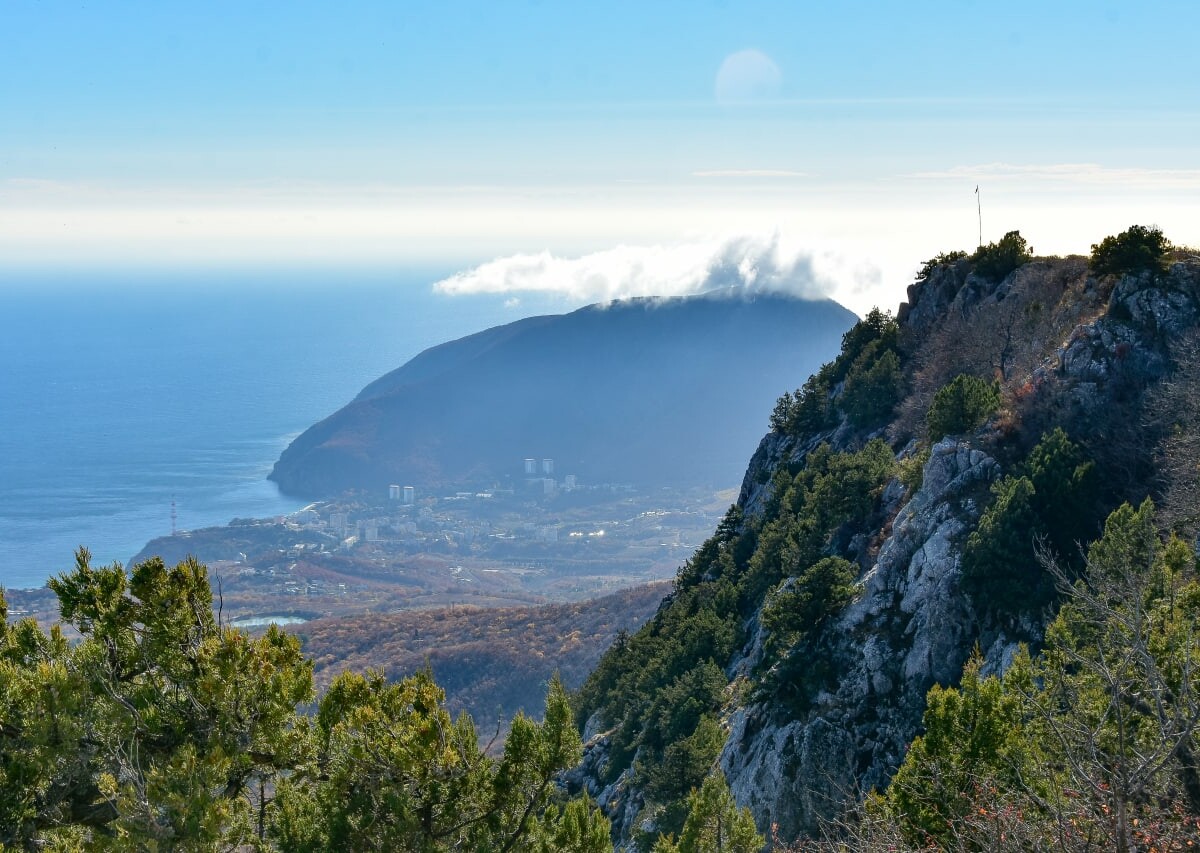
[269,289,857,498]
[571,246,1200,847]
[295,582,669,728]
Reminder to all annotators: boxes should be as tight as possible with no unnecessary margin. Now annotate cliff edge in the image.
[572,243,1200,847]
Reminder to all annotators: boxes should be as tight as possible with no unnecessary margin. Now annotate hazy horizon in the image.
[4,1,1199,587]
[4,2,1198,316]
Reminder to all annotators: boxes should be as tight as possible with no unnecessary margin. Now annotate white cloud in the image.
[692,169,806,178]
[909,162,1200,189]
[431,234,857,304]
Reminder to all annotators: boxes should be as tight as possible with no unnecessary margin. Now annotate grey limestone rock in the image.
[722,439,1001,837]
[565,731,644,849]
[716,266,1200,841]
[897,263,967,332]
[579,260,1200,848]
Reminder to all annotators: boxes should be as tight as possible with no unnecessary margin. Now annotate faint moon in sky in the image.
[714,49,782,103]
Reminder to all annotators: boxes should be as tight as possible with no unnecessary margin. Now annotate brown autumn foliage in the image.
[293,581,670,730]
[1148,328,1200,537]
[893,257,1099,444]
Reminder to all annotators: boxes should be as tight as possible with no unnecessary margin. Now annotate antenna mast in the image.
[976,184,982,247]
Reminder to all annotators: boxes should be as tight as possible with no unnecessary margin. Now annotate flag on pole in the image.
[976,185,982,247]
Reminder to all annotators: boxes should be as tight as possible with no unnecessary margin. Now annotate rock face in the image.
[575,257,1200,848]
[567,732,647,843]
[720,261,1200,840]
[721,439,1002,838]
[269,290,857,498]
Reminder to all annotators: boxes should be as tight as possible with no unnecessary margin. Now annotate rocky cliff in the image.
[572,249,1200,848]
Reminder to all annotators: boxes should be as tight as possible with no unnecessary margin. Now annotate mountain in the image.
[268,289,857,498]
[10,233,1200,850]
[570,238,1200,847]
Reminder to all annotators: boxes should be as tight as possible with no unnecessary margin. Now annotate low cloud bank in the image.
[432,234,851,304]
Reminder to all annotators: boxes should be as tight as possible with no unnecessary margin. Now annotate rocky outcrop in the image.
[1055,263,1199,390]
[575,258,1200,848]
[566,729,646,844]
[896,261,969,333]
[719,263,1200,841]
[721,439,1002,838]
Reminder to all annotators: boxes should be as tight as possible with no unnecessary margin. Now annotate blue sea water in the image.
[0,267,576,589]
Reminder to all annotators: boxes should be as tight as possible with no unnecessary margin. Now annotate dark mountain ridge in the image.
[269,288,857,498]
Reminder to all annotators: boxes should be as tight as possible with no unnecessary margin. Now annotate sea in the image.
[0,267,577,590]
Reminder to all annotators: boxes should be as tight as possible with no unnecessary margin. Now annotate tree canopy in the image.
[971,230,1032,282]
[831,499,1200,852]
[926,374,1001,442]
[1090,224,1173,277]
[0,551,609,851]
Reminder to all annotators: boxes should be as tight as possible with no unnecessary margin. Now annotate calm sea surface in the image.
[0,267,575,589]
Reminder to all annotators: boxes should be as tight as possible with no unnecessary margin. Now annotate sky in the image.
[3,0,1198,314]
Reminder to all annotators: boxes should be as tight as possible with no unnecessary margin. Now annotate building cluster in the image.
[388,484,417,504]
[277,458,601,557]
[522,457,577,497]
[286,500,497,550]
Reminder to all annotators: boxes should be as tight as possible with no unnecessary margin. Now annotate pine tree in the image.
[654,771,763,853]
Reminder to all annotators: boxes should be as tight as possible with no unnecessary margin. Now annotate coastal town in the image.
[6,459,734,628]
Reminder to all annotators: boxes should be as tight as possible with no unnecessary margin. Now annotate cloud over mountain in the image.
[432,234,846,303]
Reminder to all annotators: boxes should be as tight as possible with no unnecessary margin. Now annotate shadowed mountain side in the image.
[269,290,857,498]
[294,581,670,726]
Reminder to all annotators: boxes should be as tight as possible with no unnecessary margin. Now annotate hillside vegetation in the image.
[573,226,1200,850]
[297,583,669,728]
[0,552,612,850]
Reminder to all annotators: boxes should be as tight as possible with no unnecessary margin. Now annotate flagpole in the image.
[976,185,982,247]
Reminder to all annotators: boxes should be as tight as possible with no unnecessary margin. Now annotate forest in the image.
[0,550,611,850]
[0,550,766,851]
[298,582,669,728]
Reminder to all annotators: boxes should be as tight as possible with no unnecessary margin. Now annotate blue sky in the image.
[3,0,1198,312]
